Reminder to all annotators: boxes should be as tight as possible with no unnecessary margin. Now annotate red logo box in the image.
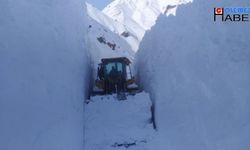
[215,7,223,14]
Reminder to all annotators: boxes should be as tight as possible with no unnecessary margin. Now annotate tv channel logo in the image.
[214,7,250,22]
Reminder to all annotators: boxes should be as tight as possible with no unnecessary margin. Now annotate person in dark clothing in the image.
[98,66,104,80]
[109,66,118,93]
[109,66,118,78]
[116,71,123,93]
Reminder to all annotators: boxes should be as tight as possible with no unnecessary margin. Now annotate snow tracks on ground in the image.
[84,92,155,150]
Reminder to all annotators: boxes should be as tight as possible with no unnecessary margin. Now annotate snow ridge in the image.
[87,0,192,51]
[101,0,192,50]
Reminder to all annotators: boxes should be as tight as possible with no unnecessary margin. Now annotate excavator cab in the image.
[93,57,138,96]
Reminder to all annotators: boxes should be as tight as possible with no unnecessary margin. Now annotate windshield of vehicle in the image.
[104,62,123,75]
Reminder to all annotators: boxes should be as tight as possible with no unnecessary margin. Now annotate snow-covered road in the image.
[84,92,155,150]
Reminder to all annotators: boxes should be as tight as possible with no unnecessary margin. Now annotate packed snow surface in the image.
[0,1,90,150]
[84,92,155,150]
[136,0,250,149]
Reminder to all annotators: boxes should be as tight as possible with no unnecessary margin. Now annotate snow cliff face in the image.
[136,0,250,149]
[0,1,90,150]
[86,3,134,61]
[103,0,190,30]
[102,0,192,50]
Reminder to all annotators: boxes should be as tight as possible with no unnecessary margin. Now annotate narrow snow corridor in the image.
[1,0,249,150]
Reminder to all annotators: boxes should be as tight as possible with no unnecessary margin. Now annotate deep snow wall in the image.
[136,0,250,150]
[0,1,90,150]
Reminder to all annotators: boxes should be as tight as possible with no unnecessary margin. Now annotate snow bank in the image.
[0,1,90,150]
[136,0,250,149]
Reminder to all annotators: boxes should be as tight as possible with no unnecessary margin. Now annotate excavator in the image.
[92,57,139,99]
